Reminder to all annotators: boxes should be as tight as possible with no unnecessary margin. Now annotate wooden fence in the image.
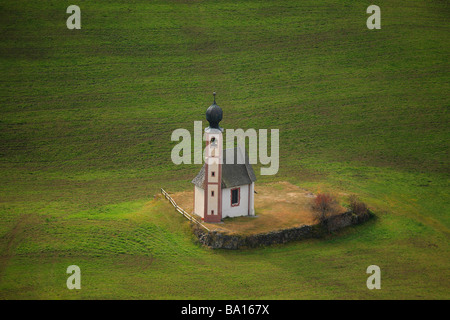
[160,188,210,232]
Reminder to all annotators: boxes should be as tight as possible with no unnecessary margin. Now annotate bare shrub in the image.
[348,195,369,217]
[311,193,339,225]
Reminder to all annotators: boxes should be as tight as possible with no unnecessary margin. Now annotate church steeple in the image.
[202,92,223,223]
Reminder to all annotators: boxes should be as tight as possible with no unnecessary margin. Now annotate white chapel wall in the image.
[194,185,204,218]
[222,184,249,218]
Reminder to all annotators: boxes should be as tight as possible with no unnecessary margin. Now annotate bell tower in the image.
[203,92,223,223]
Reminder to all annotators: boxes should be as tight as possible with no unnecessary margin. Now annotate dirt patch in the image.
[170,181,346,235]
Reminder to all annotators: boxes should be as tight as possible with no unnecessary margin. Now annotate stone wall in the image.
[193,210,373,249]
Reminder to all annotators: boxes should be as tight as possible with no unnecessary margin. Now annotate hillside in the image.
[0,0,449,299]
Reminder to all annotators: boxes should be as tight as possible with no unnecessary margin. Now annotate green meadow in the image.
[0,0,449,299]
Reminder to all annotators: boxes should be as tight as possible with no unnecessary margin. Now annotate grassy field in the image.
[0,0,449,299]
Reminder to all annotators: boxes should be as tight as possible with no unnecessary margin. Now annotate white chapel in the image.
[191,94,256,223]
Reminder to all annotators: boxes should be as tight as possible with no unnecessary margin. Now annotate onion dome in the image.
[206,92,223,129]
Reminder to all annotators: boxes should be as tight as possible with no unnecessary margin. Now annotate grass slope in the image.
[0,0,449,299]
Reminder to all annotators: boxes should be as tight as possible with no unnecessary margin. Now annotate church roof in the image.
[191,147,257,189]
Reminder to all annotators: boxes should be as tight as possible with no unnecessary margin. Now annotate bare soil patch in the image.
[170,181,346,235]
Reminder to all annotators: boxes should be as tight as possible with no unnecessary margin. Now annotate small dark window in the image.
[211,191,214,197]
[211,210,214,215]
[211,171,215,177]
[231,188,239,206]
